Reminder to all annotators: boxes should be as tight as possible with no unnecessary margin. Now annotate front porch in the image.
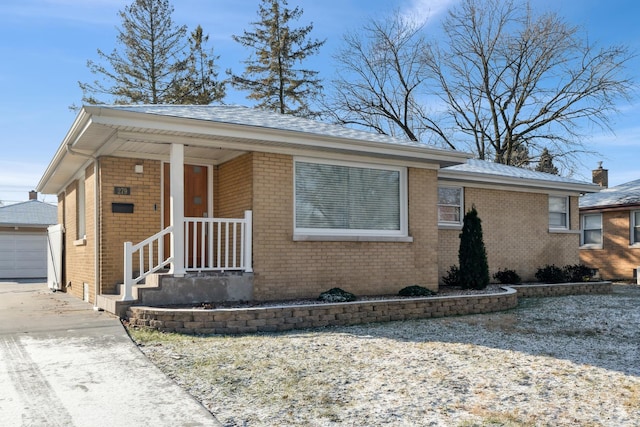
[96,206,253,316]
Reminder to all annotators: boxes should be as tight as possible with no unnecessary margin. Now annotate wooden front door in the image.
[163,163,209,268]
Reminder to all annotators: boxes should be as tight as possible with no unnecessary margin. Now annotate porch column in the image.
[168,143,185,276]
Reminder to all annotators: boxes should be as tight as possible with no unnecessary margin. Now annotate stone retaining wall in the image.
[511,281,612,297]
[126,282,611,335]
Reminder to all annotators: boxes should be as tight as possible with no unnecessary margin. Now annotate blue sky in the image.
[0,0,638,204]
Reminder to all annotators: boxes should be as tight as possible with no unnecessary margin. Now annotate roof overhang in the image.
[438,168,601,194]
[38,106,471,195]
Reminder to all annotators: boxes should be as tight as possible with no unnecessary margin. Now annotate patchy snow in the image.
[131,284,640,426]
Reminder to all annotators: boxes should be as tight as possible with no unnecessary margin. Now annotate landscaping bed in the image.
[126,282,611,335]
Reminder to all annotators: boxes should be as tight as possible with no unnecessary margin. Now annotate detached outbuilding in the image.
[36,105,599,315]
[0,192,57,279]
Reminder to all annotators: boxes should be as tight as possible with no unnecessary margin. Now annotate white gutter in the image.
[439,168,600,194]
[85,106,472,167]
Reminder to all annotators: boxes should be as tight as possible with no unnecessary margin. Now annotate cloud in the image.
[400,0,459,25]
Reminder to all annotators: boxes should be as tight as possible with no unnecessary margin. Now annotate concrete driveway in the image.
[0,280,220,426]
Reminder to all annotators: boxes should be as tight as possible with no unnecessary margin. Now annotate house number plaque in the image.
[114,186,131,195]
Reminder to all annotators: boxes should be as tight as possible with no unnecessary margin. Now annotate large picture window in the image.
[549,196,569,229]
[294,159,406,236]
[581,213,602,247]
[438,186,463,226]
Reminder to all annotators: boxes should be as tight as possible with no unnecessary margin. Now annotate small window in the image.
[294,159,406,236]
[438,186,463,226]
[77,179,86,239]
[549,196,569,229]
[631,211,640,245]
[581,213,602,247]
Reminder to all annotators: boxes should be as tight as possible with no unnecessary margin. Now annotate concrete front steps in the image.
[96,272,254,317]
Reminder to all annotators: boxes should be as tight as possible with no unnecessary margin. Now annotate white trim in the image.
[168,144,185,276]
[630,211,640,245]
[293,234,413,242]
[438,169,599,194]
[76,177,86,239]
[293,157,409,239]
[548,195,570,230]
[438,185,464,227]
[580,213,603,249]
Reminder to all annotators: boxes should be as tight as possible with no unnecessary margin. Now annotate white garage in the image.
[0,231,48,278]
[0,195,58,280]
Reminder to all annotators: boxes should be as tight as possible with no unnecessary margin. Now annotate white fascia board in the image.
[438,169,600,195]
[37,109,95,194]
[114,131,443,170]
[87,106,471,166]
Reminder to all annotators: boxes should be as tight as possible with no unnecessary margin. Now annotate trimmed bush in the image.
[398,285,436,297]
[564,264,594,282]
[442,265,461,287]
[535,264,565,284]
[318,287,356,303]
[493,269,521,284]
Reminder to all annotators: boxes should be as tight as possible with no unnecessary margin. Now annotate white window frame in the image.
[438,186,464,227]
[630,211,640,246]
[549,195,569,231]
[77,178,86,240]
[580,213,602,248]
[293,157,409,240]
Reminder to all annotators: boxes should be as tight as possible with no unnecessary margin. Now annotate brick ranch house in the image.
[36,105,599,315]
[579,164,640,281]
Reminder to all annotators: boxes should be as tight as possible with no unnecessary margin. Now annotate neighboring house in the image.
[36,105,598,314]
[579,164,640,280]
[0,192,58,279]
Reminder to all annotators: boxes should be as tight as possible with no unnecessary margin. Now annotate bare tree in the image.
[422,0,635,166]
[327,13,429,142]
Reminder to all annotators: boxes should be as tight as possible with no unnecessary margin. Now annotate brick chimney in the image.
[592,162,608,188]
[29,190,38,200]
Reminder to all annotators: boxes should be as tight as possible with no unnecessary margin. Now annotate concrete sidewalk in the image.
[0,281,221,426]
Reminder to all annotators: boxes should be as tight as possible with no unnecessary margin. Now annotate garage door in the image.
[0,232,47,279]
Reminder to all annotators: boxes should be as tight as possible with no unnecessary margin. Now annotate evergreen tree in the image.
[458,206,490,290]
[79,0,224,105]
[231,0,325,117]
[171,25,226,104]
[535,148,559,175]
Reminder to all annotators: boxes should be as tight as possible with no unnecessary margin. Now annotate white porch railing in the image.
[122,211,253,301]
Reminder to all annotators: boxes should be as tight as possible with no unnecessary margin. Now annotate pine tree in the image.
[231,0,325,117]
[79,0,224,105]
[535,148,559,175]
[170,25,226,104]
[458,206,490,290]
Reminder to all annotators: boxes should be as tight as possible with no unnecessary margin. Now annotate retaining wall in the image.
[126,282,611,335]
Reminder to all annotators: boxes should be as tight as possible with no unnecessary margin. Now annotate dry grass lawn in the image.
[128,285,640,426]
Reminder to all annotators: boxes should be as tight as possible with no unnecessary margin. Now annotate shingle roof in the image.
[580,179,640,208]
[0,200,57,226]
[106,104,437,149]
[442,159,595,187]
